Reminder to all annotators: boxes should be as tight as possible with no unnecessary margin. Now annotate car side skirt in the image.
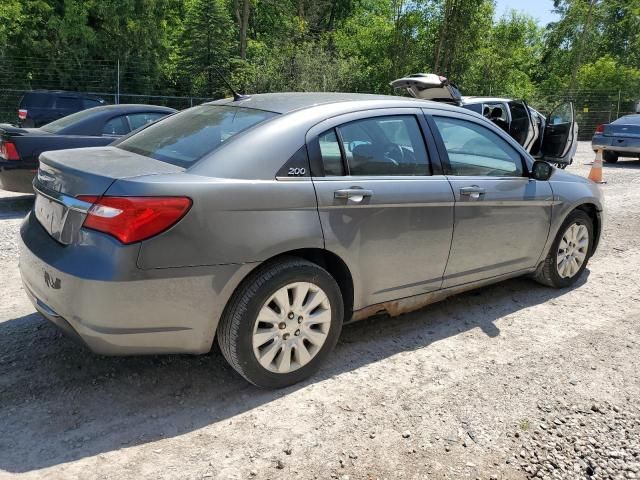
[348,267,534,323]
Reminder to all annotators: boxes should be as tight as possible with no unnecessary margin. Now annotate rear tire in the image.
[534,210,593,288]
[217,257,343,388]
[603,151,619,163]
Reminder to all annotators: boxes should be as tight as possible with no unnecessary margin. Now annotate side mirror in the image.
[531,160,554,181]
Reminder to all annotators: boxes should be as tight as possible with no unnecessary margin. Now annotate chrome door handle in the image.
[334,188,373,202]
[460,186,486,200]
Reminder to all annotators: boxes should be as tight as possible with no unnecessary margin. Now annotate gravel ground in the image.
[0,142,639,480]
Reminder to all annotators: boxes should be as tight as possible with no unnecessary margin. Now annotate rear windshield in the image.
[116,105,278,167]
[41,108,98,133]
[20,92,55,109]
[614,115,640,125]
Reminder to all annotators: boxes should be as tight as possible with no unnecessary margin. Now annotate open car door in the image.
[541,102,578,165]
[390,74,462,105]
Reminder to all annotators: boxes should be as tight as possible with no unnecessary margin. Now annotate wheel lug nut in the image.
[283,333,290,340]
[288,312,294,319]
[278,322,287,330]
[298,316,303,323]
[295,330,300,336]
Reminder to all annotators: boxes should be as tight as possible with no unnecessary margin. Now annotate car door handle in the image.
[334,188,373,202]
[460,186,486,200]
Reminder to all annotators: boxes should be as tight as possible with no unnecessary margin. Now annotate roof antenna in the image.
[211,66,249,101]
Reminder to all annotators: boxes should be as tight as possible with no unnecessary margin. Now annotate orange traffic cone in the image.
[588,149,605,184]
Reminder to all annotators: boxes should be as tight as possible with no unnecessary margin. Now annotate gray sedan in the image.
[592,114,640,163]
[19,93,604,388]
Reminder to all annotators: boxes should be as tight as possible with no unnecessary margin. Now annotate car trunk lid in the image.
[33,146,184,244]
[604,122,640,138]
[390,73,462,104]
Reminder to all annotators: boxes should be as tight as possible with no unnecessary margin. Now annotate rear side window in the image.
[103,116,129,136]
[127,112,166,131]
[20,93,54,109]
[433,116,523,177]
[318,115,430,176]
[319,130,344,176]
[117,105,277,167]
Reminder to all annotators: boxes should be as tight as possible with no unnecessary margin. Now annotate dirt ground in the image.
[0,142,639,480]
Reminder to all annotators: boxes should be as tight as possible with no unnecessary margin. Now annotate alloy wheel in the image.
[556,223,589,279]
[252,282,332,374]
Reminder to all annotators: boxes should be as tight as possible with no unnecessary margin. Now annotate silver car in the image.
[19,93,604,388]
[592,114,640,163]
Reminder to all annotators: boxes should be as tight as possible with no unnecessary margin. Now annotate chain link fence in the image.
[1,56,639,140]
[523,90,639,140]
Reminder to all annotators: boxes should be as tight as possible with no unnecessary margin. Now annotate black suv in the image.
[17,90,107,127]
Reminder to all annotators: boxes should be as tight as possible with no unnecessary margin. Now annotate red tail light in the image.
[76,196,192,244]
[0,140,20,160]
[18,109,27,120]
[595,124,605,134]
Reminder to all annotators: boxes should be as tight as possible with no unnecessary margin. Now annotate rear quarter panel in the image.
[105,174,324,269]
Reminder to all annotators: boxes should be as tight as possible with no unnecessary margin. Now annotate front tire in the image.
[217,257,344,388]
[534,210,594,288]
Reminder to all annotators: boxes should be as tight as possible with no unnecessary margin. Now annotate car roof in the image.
[462,96,514,104]
[206,92,462,114]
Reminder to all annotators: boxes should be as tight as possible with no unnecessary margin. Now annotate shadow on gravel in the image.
[0,194,34,220]
[603,159,640,169]
[0,272,588,473]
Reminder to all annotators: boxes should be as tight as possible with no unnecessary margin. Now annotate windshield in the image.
[116,105,278,167]
[41,108,99,133]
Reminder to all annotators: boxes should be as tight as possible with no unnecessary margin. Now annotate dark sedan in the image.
[592,114,640,163]
[0,104,176,192]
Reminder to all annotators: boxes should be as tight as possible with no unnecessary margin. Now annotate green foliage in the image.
[0,0,639,103]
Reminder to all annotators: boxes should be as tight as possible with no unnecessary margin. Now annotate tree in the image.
[180,0,235,97]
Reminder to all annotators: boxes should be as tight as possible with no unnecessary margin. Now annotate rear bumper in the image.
[592,135,640,155]
[0,166,36,193]
[19,211,257,355]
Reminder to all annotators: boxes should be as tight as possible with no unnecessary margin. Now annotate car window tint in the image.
[127,112,166,131]
[549,103,572,125]
[55,97,81,110]
[102,116,130,136]
[82,99,103,109]
[336,116,429,176]
[433,116,523,177]
[319,129,344,176]
[117,105,277,167]
[462,103,482,114]
[509,101,530,145]
[40,108,100,133]
[20,93,54,108]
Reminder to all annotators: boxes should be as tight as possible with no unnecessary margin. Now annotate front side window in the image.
[318,115,429,176]
[117,105,277,167]
[55,96,81,110]
[433,116,524,177]
[127,112,166,131]
[82,98,103,109]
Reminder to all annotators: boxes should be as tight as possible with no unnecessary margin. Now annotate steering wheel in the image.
[382,143,404,165]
